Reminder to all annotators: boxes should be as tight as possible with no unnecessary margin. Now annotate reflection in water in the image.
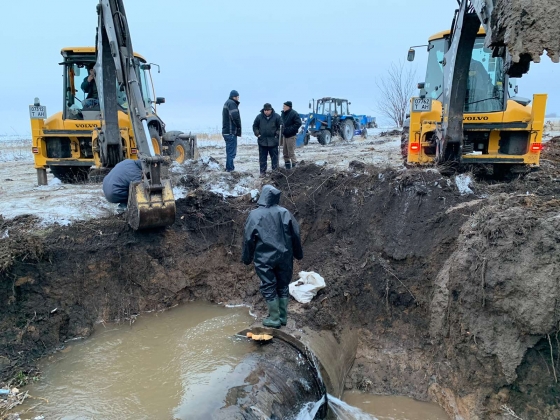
[342,391,449,420]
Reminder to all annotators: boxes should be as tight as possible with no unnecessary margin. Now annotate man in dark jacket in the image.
[222,90,242,172]
[280,101,302,169]
[252,103,282,177]
[242,185,303,328]
[102,159,143,210]
[81,63,99,109]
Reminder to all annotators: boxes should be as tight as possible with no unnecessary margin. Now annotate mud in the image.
[1,140,560,419]
[492,0,560,64]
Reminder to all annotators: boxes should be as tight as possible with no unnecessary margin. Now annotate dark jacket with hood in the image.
[222,95,242,136]
[102,159,143,204]
[252,108,282,147]
[242,185,303,267]
[281,108,302,138]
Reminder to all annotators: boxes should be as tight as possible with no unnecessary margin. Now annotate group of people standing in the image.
[222,90,302,176]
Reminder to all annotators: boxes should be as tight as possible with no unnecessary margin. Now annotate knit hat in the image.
[230,90,239,98]
[283,101,292,108]
[263,103,272,110]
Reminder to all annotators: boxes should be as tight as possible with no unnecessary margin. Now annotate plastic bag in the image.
[289,271,326,303]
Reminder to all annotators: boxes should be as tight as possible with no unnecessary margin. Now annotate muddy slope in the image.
[1,143,560,419]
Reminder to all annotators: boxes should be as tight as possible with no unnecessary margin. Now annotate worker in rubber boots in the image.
[102,159,143,212]
[280,101,302,169]
[242,185,303,328]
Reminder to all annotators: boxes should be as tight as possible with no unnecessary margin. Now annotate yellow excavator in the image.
[30,0,194,229]
[404,0,557,174]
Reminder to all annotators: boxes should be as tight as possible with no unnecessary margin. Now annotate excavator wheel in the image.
[149,127,162,155]
[126,179,176,230]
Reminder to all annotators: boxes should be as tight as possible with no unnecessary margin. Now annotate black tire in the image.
[50,166,90,183]
[341,120,354,141]
[304,134,310,146]
[318,130,332,146]
[171,138,188,164]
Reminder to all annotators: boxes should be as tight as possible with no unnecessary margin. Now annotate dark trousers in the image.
[223,134,237,171]
[258,145,279,174]
[255,263,293,301]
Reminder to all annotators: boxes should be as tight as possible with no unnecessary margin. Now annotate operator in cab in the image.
[102,159,143,212]
[81,63,98,109]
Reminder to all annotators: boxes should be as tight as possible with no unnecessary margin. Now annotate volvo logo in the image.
[463,116,489,121]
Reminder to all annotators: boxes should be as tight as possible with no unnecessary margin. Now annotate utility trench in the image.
[1,142,560,419]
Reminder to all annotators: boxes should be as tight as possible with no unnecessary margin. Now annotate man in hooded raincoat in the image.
[242,185,303,328]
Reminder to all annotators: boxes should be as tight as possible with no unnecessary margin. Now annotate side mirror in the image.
[309,103,312,109]
[348,102,352,105]
[417,82,425,89]
[407,49,416,62]
[140,64,151,70]
[156,97,165,105]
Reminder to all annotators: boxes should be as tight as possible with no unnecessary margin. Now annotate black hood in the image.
[257,185,281,207]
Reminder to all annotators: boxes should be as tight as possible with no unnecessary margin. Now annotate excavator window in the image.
[64,61,129,120]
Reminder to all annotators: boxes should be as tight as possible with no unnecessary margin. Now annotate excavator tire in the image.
[126,179,176,230]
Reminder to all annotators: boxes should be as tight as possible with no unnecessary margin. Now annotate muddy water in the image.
[342,391,449,420]
[22,302,255,419]
[19,302,448,420]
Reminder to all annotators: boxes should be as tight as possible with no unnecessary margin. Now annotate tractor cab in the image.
[314,98,351,116]
[61,48,163,122]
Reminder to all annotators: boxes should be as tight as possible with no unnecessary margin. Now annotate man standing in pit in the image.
[102,159,143,212]
[242,185,303,328]
[222,90,242,172]
[252,103,282,177]
[280,101,302,169]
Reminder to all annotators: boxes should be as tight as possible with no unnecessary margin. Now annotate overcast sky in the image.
[1,0,558,136]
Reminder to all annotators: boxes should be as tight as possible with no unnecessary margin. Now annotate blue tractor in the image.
[296,97,376,146]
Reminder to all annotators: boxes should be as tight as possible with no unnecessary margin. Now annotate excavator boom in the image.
[95,0,175,229]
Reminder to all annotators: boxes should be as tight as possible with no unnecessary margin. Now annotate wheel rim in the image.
[175,144,186,163]
[344,123,352,139]
[325,132,332,144]
[151,138,161,155]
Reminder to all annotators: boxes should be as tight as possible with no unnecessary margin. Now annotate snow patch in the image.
[455,174,474,195]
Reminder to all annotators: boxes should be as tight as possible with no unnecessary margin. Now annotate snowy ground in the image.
[0,131,402,226]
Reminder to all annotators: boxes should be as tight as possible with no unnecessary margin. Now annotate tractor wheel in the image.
[341,120,354,141]
[149,126,162,155]
[304,134,310,146]
[50,166,90,183]
[171,139,188,164]
[318,130,332,146]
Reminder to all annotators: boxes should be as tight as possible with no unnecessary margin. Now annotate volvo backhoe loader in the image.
[404,0,558,173]
[31,0,178,230]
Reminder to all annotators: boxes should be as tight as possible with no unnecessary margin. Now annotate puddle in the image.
[19,302,254,419]
[342,391,449,420]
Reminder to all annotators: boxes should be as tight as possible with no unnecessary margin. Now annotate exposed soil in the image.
[1,138,559,419]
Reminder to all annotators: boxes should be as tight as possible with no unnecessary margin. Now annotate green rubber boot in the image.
[262,298,281,328]
[279,298,289,326]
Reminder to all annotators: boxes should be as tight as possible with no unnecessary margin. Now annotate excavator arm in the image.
[95,0,175,229]
[439,0,559,162]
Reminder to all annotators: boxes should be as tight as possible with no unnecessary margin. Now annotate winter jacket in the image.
[242,185,303,267]
[222,97,242,136]
[253,109,282,147]
[281,108,302,138]
[81,76,98,99]
[102,159,143,204]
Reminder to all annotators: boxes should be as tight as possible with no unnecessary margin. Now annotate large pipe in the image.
[210,326,358,419]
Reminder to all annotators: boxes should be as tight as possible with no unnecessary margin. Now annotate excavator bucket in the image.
[126,179,176,230]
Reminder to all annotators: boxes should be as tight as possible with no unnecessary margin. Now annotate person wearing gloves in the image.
[222,90,242,172]
[242,185,304,328]
[252,103,282,177]
[280,101,302,169]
